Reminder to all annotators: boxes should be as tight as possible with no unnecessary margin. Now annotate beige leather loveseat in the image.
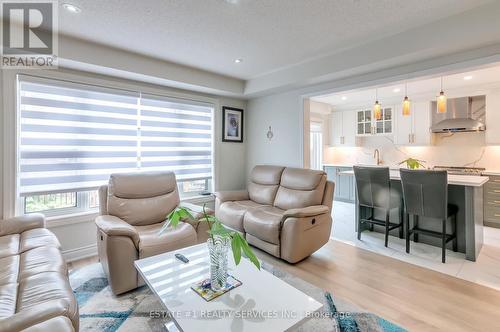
[0,214,78,332]
[215,165,334,263]
[95,171,211,295]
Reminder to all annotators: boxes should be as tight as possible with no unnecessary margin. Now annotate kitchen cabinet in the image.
[394,101,431,145]
[484,175,500,228]
[329,111,357,147]
[486,90,500,145]
[324,166,355,203]
[356,107,393,136]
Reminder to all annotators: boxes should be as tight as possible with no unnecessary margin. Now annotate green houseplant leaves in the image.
[398,158,426,170]
[159,205,261,270]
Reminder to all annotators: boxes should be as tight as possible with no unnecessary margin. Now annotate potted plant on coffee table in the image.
[159,205,260,291]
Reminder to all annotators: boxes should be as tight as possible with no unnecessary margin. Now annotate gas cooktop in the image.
[432,166,485,176]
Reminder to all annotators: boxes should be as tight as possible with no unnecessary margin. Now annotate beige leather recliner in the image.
[0,214,79,332]
[95,171,211,295]
[215,165,334,263]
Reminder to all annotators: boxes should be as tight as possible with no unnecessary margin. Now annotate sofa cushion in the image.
[20,229,60,253]
[0,256,19,285]
[19,246,67,280]
[274,168,327,210]
[0,234,20,259]
[109,171,177,199]
[107,191,180,226]
[0,284,17,318]
[243,206,284,245]
[248,165,285,205]
[136,222,196,259]
[17,272,77,321]
[22,316,75,332]
[217,200,266,233]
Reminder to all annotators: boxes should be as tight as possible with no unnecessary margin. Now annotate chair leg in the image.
[442,219,446,264]
[405,214,410,254]
[452,214,458,252]
[357,221,362,240]
[414,215,419,243]
[384,212,389,247]
[399,207,404,239]
[370,223,374,231]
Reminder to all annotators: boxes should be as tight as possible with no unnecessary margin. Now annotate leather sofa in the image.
[0,214,79,332]
[95,171,212,295]
[215,165,334,263]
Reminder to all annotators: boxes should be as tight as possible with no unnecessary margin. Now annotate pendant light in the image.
[402,81,411,116]
[437,76,447,114]
[373,88,382,120]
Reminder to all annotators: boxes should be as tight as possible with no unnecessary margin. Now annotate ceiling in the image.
[311,64,500,109]
[53,0,493,80]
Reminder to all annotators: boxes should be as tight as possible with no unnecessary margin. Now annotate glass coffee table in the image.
[135,243,323,331]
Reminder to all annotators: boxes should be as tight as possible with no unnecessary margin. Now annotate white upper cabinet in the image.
[395,101,431,145]
[329,111,343,146]
[486,90,500,145]
[355,107,393,136]
[329,110,357,147]
[342,110,357,146]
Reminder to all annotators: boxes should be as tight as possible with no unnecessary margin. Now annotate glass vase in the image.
[207,236,230,291]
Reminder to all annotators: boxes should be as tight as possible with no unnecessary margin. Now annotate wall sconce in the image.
[266,126,274,141]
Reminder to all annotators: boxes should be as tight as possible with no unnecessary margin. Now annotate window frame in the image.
[5,71,220,219]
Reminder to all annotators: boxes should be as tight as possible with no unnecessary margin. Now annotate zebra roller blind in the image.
[18,78,214,196]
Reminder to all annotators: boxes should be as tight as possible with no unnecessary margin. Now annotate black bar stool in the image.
[399,169,458,263]
[353,166,404,247]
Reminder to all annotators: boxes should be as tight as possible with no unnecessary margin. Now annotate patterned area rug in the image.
[70,262,406,332]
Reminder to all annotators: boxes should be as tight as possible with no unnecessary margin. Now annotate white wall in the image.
[246,91,304,177]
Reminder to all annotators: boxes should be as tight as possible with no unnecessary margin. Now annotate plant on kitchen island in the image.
[399,157,426,170]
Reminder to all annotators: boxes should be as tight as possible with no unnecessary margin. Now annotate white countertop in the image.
[340,169,489,187]
[482,170,500,176]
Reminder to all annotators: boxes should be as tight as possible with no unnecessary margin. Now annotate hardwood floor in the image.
[70,240,500,331]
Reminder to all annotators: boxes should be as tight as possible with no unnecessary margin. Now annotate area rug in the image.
[70,261,406,332]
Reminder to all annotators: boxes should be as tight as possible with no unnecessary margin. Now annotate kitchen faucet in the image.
[374,149,382,165]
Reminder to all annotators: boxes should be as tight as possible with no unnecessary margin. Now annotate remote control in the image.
[175,253,189,263]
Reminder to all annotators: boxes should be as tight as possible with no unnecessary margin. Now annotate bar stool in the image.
[353,166,404,247]
[399,169,458,263]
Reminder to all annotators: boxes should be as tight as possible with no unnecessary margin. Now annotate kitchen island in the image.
[340,169,489,261]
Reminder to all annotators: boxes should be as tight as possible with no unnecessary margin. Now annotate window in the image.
[18,78,214,216]
[310,122,323,171]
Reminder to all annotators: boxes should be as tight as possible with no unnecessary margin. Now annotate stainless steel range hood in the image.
[431,96,486,133]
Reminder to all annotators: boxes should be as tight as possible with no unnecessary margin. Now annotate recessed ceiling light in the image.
[62,3,81,13]
[234,58,243,64]
[341,96,347,101]
[393,88,401,93]
[224,0,239,4]
[463,75,473,80]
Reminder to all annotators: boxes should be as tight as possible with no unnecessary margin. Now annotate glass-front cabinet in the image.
[356,107,393,136]
[356,109,372,135]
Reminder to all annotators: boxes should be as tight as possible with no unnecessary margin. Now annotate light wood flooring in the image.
[70,239,500,331]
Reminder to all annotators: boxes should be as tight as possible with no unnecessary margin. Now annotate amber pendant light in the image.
[437,76,447,114]
[402,81,411,116]
[373,88,382,120]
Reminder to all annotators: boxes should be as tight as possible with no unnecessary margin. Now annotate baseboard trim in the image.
[63,244,98,262]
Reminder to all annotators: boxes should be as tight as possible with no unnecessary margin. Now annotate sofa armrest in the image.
[283,205,330,219]
[214,190,249,203]
[0,299,72,332]
[180,202,214,219]
[95,215,139,248]
[179,202,213,243]
[0,213,45,236]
